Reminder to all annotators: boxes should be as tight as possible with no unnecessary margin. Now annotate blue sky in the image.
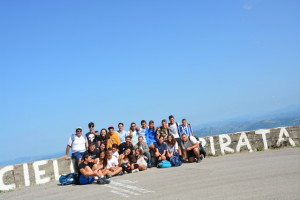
[0,0,299,163]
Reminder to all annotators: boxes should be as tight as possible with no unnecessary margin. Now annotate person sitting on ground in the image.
[154,135,168,164]
[106,148,123,178]
[99,142,106,151]
[86,122,99,149]
[112,144,120,160]
[156,119,169,141]
[107,126,121,148]
[63,127,87,165]
[98,128,108,148]
[134,136,152,168]
[85,142,100,164]
[119,147,139,173]
[119,136,134,154]
[135,148,147,171]
[181,133,201,163]
[98,150,108,176]
[129,122,139,145]
[78,152,110,185]
[166,135,179,160]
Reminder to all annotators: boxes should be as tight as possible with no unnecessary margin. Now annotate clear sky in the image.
[1,0,299,162]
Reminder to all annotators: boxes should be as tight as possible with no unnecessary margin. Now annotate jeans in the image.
[144,151,151,167]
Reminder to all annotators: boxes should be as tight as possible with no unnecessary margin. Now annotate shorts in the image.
[187,149,196,158]
[72,152,84,160]
[175,138,182,146]
[79,174,94,185]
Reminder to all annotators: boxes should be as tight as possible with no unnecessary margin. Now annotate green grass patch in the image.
[256,147,264,151]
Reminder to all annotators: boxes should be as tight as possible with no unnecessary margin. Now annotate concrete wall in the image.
[0,126,299,191]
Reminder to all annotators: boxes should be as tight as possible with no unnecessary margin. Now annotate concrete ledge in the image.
[0,125,299,191]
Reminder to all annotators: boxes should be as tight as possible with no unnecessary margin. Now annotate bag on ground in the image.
[170,152,182,167]
[59,173,78,185]
[157,160,172,168]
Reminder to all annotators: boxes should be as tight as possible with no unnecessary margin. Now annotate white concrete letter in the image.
[209,136,216,155]
[0,166,16,191]
[219,134,234,155]
[70,159,75,173]
[33,160,50,184]
[53,160,59,181]
[236,132,253,152]
[198,138,206,147]
[277,127,295,147]
[23,163,30,186]
[255,129,269,150]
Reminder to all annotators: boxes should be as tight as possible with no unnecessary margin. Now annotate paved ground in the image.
[1,147,300,200]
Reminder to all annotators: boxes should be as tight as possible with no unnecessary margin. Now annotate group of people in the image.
[62,115,206,185]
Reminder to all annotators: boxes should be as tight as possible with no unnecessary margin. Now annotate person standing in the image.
[156,119,169,141]
[178,118,194,137]
[137,120,148,143]
[63,127,87,165]
[107,126,121,149]
[129,122,138,145]
[117,123,128,143]
[86,122,99,148]
[145,120,157,149]
[168,115,182,156]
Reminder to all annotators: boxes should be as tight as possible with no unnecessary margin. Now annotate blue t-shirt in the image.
[146,128,157,146]
[154,142,167,154]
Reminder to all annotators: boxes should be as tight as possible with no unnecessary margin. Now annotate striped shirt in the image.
[178,124,193,137]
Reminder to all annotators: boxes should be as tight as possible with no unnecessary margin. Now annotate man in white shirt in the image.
[168,115,182,156]
[106,148,123,178]
[63,127,87,164]
[181,133,201,163]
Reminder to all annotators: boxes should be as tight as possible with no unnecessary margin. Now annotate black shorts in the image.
[175,138,182,146]
[187,149,196,158]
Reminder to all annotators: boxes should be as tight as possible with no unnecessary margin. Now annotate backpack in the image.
[157,160,172,168]
[170,152,182,167]
[59,173,79,185]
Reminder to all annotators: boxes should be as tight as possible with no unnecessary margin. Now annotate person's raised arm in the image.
[62,145,71,158]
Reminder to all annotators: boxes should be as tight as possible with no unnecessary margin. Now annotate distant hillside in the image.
[194,107,300,137]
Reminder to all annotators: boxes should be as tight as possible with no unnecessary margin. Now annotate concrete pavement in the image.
[1,147,300,200]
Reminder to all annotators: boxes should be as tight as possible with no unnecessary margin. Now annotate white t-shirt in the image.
[130,130,138,145]
[113,151,119,160]
[181,136,199,150]
[169,123,180,138]
[138,127,147,142]
[107,156,119,168]
[167,142,178,153]
[118,130,128,143]
[136,156,147,166]
[67,135,87,153]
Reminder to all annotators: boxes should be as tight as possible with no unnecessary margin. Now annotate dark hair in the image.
[135,148,143,156]
[99,150,107,167]
[149,120,154,124]
[169,115,174,119]
[82,152,90,161]
[88,122,94,128]
[158,135,165,140]
[118,123,124,126]
[107,148,113,152]
[162,119,167,123]
[182,118,187,122]
[125,136,132,140]
[112,144,119,149]
[141,120,146,124]
[89,142,95,147]
[138,136,144,140]
[166,135,176,146]
[131,122,136,126]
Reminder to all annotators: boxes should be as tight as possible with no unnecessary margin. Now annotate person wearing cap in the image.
[107,126,121,149]
[62,127,87,165]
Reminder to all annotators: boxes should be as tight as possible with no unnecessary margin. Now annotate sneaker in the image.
[97,178,105,185]
[196,158,201,163]
[118,171,124,176]
[132,169,139,173]
[103,177,110,184]
[200,155,204,160]
[106,174,112,179]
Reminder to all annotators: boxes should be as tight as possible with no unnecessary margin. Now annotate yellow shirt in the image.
[107,132,121,148]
